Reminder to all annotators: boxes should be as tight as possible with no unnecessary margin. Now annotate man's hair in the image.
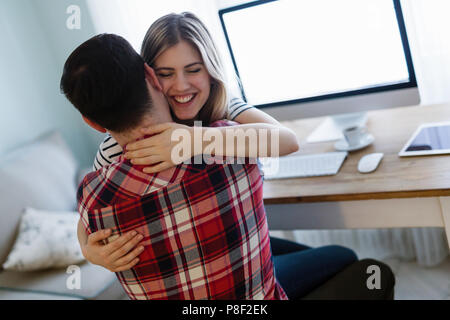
[60,34,152,132]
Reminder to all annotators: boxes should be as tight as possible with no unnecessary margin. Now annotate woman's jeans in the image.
[270,237,358,300]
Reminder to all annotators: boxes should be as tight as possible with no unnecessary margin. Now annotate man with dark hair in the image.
[61,33,169,132]
[61,34,288,300]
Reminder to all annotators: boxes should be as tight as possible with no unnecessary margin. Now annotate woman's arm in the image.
[196,122,299,159]
[77,219,144,272]
[212,107,300,157]
[124,108,299,173]
[77,219,89,255]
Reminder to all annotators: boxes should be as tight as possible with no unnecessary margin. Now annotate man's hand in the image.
[81,229,145,272]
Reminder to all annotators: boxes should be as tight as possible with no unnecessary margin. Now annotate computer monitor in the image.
[219,0,420,119]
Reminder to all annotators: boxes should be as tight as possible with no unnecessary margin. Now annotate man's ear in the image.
[144,63,162,91]
[82,116,107,133]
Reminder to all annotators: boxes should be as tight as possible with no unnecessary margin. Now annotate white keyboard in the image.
[260,152,348,180]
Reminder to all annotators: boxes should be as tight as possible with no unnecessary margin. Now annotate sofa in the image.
[0,131,127,300]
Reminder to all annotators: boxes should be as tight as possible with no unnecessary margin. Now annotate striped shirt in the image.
[93,97,253,171]
[77,120,287,300]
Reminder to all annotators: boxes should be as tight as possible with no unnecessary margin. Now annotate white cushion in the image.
[2,208,85,271]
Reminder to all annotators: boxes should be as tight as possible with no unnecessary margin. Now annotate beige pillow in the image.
[2,208,84,271]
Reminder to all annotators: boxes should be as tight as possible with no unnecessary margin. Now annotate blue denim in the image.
[270,237,358,300]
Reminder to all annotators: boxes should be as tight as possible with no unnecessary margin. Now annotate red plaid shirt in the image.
[77,121,287,300]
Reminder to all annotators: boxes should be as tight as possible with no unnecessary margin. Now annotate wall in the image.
[400,0,450,105]
[0,0,103,168]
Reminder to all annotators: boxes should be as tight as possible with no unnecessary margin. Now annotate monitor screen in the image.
[219,0,416,107]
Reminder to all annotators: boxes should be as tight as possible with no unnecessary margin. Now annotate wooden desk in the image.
[263,104,450,249]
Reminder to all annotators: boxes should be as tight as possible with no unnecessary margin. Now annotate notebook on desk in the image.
[260,152,348,180]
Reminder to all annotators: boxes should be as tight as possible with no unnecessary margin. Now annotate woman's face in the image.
[154,40,211,122]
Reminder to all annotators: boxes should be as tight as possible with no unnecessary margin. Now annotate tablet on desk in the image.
[399,122,450,157]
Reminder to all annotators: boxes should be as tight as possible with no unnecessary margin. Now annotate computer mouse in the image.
[358,153,384,173]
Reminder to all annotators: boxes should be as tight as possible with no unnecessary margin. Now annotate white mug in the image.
[343,126,368,147]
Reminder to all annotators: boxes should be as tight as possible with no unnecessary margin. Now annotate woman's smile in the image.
[172,93,196,104]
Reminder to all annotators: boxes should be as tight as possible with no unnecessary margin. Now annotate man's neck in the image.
[111,128,146,149]
[110,115,167,148]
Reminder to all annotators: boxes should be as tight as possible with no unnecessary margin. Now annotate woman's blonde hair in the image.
[141,12,228,125]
